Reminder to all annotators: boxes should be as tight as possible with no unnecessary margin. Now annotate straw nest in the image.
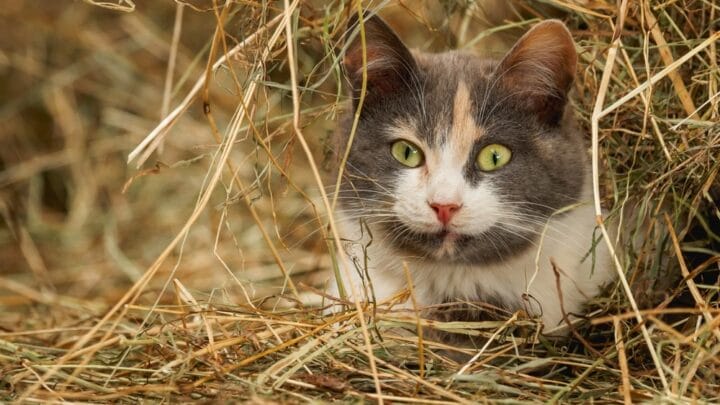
[1,0,718,402]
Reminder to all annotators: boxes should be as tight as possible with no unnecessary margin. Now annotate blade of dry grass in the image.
[127,13,284,167]
[642,1,697,120]
[83,0,135,12]
[590,0,670,391]
[157,2,185,154]
[598,31,720,119]
[614,317,632,405]
[280,1,383,401]
[15,10,293,401]
[664,213,720,341]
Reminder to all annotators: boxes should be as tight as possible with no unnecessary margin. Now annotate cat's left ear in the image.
[495,20,577,125]
[343,13,419,106]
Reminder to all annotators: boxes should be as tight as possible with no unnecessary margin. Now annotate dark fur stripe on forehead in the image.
[410,52,495,147]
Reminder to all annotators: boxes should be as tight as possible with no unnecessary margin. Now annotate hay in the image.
[1,0,718,402]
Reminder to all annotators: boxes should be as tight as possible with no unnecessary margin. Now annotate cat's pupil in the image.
[404,146,411,160]
[492,151,499,165]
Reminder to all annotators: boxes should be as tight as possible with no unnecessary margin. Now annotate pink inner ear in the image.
[345,46,408,93]
[498,20,577,98]
[343,15,418,101]
[495,20,577,122]
[344,46,404,96]
[344,46,391,79]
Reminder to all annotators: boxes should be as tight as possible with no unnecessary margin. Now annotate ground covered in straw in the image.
[1,0,718,403]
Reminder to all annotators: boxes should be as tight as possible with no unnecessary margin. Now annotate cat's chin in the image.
[388,225,526,265]
[381,221,535,264]
[435,230,461,243]
[384,225,465,260]
[433,231,462,259]
[417,229,464,260]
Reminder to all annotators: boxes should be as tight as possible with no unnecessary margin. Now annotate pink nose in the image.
[429,202,461,225]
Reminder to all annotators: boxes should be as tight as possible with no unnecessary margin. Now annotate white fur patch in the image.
[331,186,613,330]
[393,145,501,240]
[327,79,612,331]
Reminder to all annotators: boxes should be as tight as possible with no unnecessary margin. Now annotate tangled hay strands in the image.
[83,0,135,13]
[127,13,284,167]
[1,0,719,402]
[15,4,297,401]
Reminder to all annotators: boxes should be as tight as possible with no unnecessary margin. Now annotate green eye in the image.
[391,140,424,167]
[477,144,512,171]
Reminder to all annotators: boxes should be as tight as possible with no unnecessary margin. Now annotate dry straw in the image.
[1,0,718,402]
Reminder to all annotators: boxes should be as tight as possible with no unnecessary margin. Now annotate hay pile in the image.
[1,0,718,402]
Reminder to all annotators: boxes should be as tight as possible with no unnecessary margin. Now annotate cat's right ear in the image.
[343,13,418,106]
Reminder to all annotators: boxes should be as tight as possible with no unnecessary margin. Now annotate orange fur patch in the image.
[449,81,483,160]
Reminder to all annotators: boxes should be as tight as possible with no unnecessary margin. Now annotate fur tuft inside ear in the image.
[495,20,577,125]
[343,13,419,107]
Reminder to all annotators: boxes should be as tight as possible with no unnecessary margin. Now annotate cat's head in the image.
[336,14,587,263]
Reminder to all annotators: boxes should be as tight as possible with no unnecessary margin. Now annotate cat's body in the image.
[334,186,609,331]
[328,15,614,333]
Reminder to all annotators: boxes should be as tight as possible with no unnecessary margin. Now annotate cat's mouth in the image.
[382,217,540,264]
[431,229,462,258]
[437,229,460,241]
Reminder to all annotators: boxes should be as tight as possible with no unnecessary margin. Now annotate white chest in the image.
[330,200,614,331]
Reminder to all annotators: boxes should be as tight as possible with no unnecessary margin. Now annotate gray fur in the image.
[334,16,586,266]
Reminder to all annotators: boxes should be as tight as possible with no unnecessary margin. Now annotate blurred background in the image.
[0,0,535,323]
[1,0,719,401]
[2,0,718,321]
[2,0,719,314]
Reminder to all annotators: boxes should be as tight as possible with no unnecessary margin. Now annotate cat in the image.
[327,13,615,337]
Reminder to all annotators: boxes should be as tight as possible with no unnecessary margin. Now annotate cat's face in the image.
[336,16,587,264]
